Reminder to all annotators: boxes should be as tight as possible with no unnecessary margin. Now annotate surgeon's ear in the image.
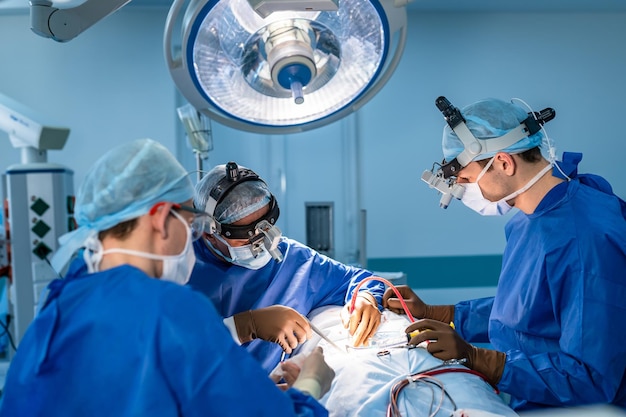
[149,202,174,239]
[495,153,516,177]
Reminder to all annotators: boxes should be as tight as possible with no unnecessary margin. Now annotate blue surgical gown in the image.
[455,155,626,411]
[0,263,328,417]
[188,237,384,372]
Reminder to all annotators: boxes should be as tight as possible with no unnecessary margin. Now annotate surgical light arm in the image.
[248,0,339,19]
[30,0,133,42]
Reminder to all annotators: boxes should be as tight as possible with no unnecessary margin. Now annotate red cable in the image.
[349,276,416,322]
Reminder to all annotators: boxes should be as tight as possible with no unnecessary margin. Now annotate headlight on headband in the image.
[422,95,555,209]
[202,161,283,262]
[248,220,283,262]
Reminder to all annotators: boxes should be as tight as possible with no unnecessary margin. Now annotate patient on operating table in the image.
[274,306,518,417]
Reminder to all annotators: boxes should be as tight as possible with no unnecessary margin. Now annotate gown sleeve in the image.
[498,232,626,407]
[454,296,494,344]
[499,269,626,406]
[158,286,329,417]
[302,244,383,309]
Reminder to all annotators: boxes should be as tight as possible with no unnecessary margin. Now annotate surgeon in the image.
[189,162,385,373]
[384,97,626,411]
[0,139,334,417]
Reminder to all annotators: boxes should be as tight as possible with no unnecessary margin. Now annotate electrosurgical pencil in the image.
[309,321,347,354]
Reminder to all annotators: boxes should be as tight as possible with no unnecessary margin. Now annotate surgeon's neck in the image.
[510,161,564,214]
[99,216,161,277]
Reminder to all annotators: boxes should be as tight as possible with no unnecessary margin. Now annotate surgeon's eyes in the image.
[224,238,250,247]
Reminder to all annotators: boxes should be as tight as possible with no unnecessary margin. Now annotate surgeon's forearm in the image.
[292,377,322,400]
[348,274,385,306]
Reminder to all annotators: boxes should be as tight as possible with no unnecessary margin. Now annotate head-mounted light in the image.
[202,162,284,261]
[422,96,555,209]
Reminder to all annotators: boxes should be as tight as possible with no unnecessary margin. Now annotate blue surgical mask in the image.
[207,234,273,270]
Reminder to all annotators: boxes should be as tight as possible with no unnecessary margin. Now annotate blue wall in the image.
[1,7,624,289]
[368,255,503,289]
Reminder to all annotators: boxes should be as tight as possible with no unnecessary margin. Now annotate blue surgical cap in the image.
[194,163,271,225]
[442,98,545,163]
[51,138,195,272]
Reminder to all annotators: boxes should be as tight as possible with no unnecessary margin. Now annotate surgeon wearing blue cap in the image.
[189,162,385,373]
[384,98,626,411]
[0,139,334,417]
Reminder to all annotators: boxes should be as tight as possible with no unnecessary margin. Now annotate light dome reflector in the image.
[165,0,407,133]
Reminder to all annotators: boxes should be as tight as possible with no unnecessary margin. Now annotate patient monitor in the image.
[0,92,74,354]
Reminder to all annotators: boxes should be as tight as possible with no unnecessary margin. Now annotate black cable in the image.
[0,256,67,355]
[0,315,16,352]
[44,256,64,279]
[0,276,17,353]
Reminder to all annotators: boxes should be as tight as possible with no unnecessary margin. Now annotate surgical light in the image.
[164,0,409,133]
[29,0,409,134]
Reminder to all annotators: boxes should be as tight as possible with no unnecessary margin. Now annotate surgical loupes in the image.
[421,164,465,209]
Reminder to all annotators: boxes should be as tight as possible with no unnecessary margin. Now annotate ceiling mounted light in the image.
[164,0,409,134]
[28,0,409,134]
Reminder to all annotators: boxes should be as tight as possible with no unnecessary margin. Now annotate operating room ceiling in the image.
[2,0,626,13]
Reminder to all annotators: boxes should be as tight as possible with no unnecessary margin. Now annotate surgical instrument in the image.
[309,321,347,354]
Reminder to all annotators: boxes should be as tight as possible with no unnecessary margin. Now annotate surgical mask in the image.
[461,157,554,216]
[207,234,273,270]
[159,211,196,285]
[84,210,196,285]
[461,182,513,216]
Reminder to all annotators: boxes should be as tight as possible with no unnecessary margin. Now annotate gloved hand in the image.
[340,292,382,346]
[291,347,336,400]
[271,360,302,392]
[233,305,312,353]
[406,319,505,386]
[269,351,309,385]
[382,285,454,323]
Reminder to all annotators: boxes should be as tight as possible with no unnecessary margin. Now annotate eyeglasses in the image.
[149,202,211,241]
[172,204,211,241]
